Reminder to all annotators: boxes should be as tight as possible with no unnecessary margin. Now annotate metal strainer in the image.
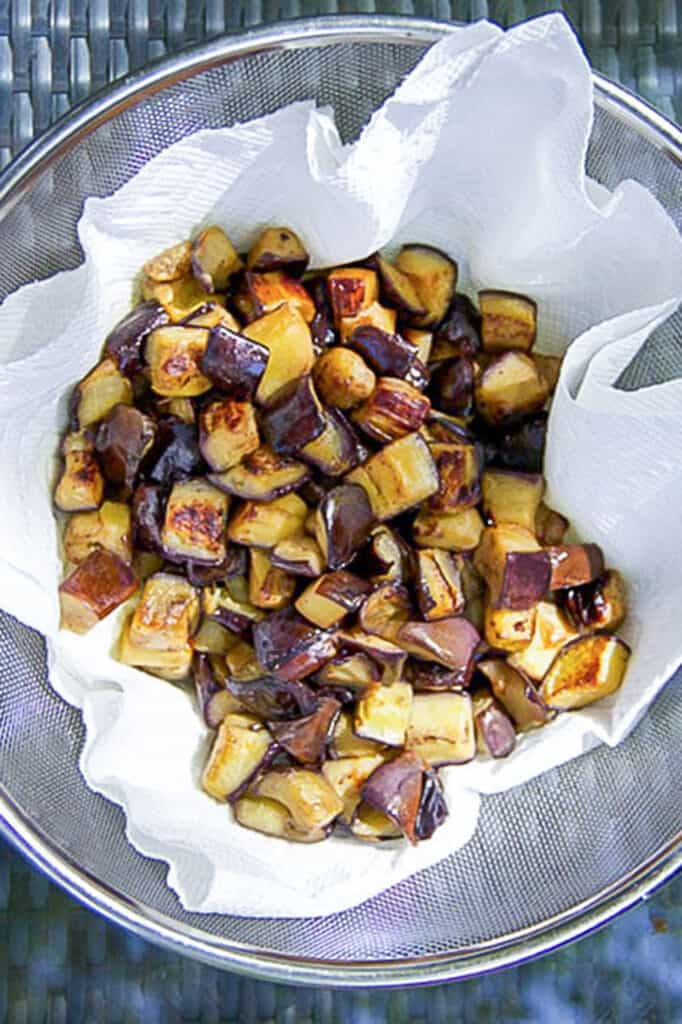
[0,16,680,986]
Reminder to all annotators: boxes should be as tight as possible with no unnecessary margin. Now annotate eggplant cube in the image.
[314,484,374,570]
[142,274,223,323]
[346,432,439,521]
[354,682,413,747]
[413,507,484,551]
[59,549,138,634]
[243,305,314,405]
[73,358,133,429]
[472,687,517,758]
[361,750,425,843]
[63,501,132,565]
[247,226,309,276]
[415,549,465,621]
[475,352,549,425]
[330,711,387,758]
[199,398,260,472]
[95,403,157,494]
[428,440,480,512]
[199,324,269,399]
[559,570,627,632]
[484,604,537,652]
[253,606,338,681]
[474,525,549,609]
[481,469,544,531]
[312,347,376,409]
[477,658,551,731]
[406,691,475,766]
[350,803,402,841]
[535,502,569,546]
[202,582,264,636]
[270,534,325,577]
[358,581,412,643]
[126,572,200,653]
[191,226,242,293]
[248,549,295,611]
[295,570,370,629]
[105,300,169,376]
[228,492,308,548]
[300,409,362,477]
[202,713,274,802]
[394,245,457,328]
[353,377,430,443]
[546,543,605,590]
[235,270,315,324]
[327,267,379,321]
[161,479,229,564]
[255,768,343,833]
[540,635,630,709]
[261,376,326,455]
[269,696,341,765]
[339,303,398,345]
[55,448,104,512]
[209,446,309,502]
[347,325,417,378]
[397,617,479,681]
[322,754,386,823]
[146,326,212,397]
[143,240,192,282]
[507,601,579,681]
[376,254,426,319]
[479,290,537,353]
[233,795,327,844]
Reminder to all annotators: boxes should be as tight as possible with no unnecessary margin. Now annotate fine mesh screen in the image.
[0,35,679,965]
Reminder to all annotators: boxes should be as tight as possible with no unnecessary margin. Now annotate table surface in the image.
[1,2,681,1020]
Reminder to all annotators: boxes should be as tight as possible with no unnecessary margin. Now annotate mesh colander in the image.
[0,16,680,987]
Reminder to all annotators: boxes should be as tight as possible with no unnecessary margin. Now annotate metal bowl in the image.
[0,16,679,986]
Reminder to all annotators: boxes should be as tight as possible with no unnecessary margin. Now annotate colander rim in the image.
[0,14,680,987]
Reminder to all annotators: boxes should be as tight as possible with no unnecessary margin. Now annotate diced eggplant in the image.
[193,654,242,727]
[346,432,439,521]
[183,304,241,331]
[314,483,374,570]
[295,571,371,629]
[362,524,413,585]
[247,226,309,276]
[199,398,260,472]
[186,546,248,587]
[125,572,199,653]
[426,409,474,444]
[63,501,132,565]
[415,771,448,840]
[429,356,476,418]
[545,543,605,590]
[533,354,562,393]
[261,376,325,454]
[474,525,549,609]
[255,768,343,832]
[94,404,156,494]
[203,582,264,636]
[353,377,430,443]
[433,294,481,357]
[540,635,630,709]
[358,581,412,642]
[193,618,241,656]
[471,686,517,758]
[314,652,380,689]
[253,607,338,681]
[339,302,397,344]
[228,493,308,548]
[427,440,481,512]
[224,675,318,721]
[155,397,195,423]
[243,305,314,405]
[347,325,417,378]
[105,301,169,375]
[248,549,295,611]
[223,640,263,682]
[146,418,204,486]
[55,444,104,512]
[397,617,479,680]
[350,803,402,841]
[485,413,548,474]
[406,691,475,766]
[507,601,579,681]
[304,275,337,351]
[202,712,275,801]
[312,347,376,409]
[408,661,468,692]
[484,604,537,652]
[481,469,544,532]
[161,479,228,564]
[146,326,212,398]
[535,502,569,546]
[475,352,549,425]
[479,290,537,354]
[354,682,413,747]
[199,324,269,399]
[235,270,316,324]
[270,534,324,577]
[375,255,426,318]
[477,658,551,731]
[413,507,484,551]
[327,267,379,322]
[415,549,465,620]
[403,328,433,364]
[337,628,407,684]
[269,696,341,765]
[362,750,424,842]
[300,409,363,476]
[120,627,193,679]
[142,273,223,323]
[131,483,165,551]
[322,754,387,823]
[143,240,192,282]
[233,795,328,844]
[209,445,309,502]
[558,570,627,632]
[72,358,133,429]
[191,226,242,292]
[329,711,386,758]
[59,549,138,634]
[394,245,457,328]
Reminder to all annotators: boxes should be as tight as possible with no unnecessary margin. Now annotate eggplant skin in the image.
[253,607,339,682]
[145,418,204,486]
[261,376,326,455]
[131,483,165,552]
[362,751,424,844]
[348,326,417,378]
[269,696,341,764]
[225,676,319,721]
[415,772,448,840]
[315,484,374,571]
[95,403,157,495]
[59,549,138,634]
[199,325,269,400]
[105,301,169,376]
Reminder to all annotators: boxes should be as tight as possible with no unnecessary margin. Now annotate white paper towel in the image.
[0,15,681,917]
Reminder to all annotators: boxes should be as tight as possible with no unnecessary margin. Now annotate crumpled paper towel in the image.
[0,14,681,918]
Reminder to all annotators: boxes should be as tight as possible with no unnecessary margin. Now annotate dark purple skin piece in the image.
[318,484,374,571]
[269,697,341,765]
[397,617,480,680]
[362,751,424,844]
[474,699,517,759]
[253,607,339,682]
[435,293,481,356]
[105,301,169,375]
[300,408,364,476]
[185,546,248,586]
[261,376,326,454]
[131,483,165,551]
[145,418,204,486]
[430,356,475,417]
[427,409,475,445]
[305,275,337,351]
[299,478,330,506]
[482,413,548,474]
[194,654,231,728]
[225,675,319,721]
[557,572,614,629]
[208,606,256,638]
[316,570,372,612]
[348,326,417,378]
[199,324,269,399]
[95,404,157,494]
[409,660,471,691]
[415,771,448,840]
[497,550,551,610]
[312,684,357,707]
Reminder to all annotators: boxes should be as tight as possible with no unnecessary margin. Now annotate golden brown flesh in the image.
[540,635,630,709]
[479,290,537,353]
[59,549,137,634]
[312,348,376,409]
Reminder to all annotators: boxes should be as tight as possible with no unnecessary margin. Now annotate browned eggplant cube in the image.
[233,794,328,844]
[535,502,569,546]
[261,375,326,455]
[73,358,133,429]
[300,409,363,477]
[209,445,309,501]
[545,543,605,590]
[337,628,407,684]
[427,440,480,512]
[248,550,296,611]
[429,356,476,418]
[312,347,376,410]
[161,478,229,564]
[126,572,200,653]
[413,507,484,552]
[415,549,465,621]
[346,432,439,521]
[59,549,138,634]
[477,658,551,731]
[358,581,412,643]
[55,433,104,512]
[365,524,413,584]
[203,581,264,636]
[533,353,562,393]
[314,483,374,570]
[295,570,371,629]
[471,687,517,758]
[350,803,402,841]
[479,290,537,353]
[327,267,379,322]
[247,226,309,276]
[484,604,537,652]
[375,254,426,319]
[481,469,544,531]
[540,635,630,709]
[347,325,418,378]
[146,326,212,398]
[315,652,380,690]
[474,525,549,609]
[63,501,132,565]
[394,245,457,328]
[95,404,156,494]
[403,328,432,364]
[269,696,341,765]
[397,617,479,680]
[255,768,343,833]
[322,754,387,823]
[329,711,387,758]
[406,691,475,766]
[142,273,224,323]
[270,534,325,577]
[507,601,579,681]
[143,240,192,282]
[354,682,413,747]
[339,302,398,344]
[105,301,169,376]
[362,750,425,842]
[475,351,549,425]
[199,324,269,399]
[228,492,308,548]
[202,712,274,801]
[199,398,259,472]
[558,570,627,632]
[353,377,430,443]
[191,226,242,292]
[235,270,316,324]
[243,305,314,404]
[253,607,338,681]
